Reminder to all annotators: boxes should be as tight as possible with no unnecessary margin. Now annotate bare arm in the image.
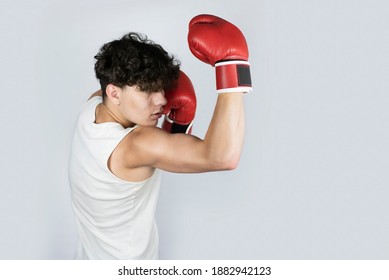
[125,92,244,173]
[203,92,245,169]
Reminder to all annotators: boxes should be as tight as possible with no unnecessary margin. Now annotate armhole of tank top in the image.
[105,126,157,184]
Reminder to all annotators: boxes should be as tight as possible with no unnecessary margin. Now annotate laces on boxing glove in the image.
[163,112,194,134]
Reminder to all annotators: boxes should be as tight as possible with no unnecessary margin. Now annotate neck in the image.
[96,103,134,128]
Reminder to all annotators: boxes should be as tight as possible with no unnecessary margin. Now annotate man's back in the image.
[68,96,161,259]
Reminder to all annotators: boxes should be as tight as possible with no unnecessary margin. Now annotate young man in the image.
[68,14,252,259]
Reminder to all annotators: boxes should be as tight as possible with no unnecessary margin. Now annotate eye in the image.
[151,90,164,97]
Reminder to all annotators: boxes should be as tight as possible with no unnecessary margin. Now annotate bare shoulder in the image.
[118,126,168,168]
[124,126,166,146]
[127,126,199,153]
[130,126,168,142]
[108,126,164,181]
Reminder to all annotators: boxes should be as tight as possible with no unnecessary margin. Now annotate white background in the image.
[0,0,388,259]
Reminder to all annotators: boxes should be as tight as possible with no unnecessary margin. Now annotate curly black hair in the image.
[94,32,180,97]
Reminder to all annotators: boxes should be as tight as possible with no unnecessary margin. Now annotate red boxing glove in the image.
[188,14,252,94]
[162,70,196,134]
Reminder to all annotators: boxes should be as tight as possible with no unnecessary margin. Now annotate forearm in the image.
[188,14,251,170]
[204,93,245,169]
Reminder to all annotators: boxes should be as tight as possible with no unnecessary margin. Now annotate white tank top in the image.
[68,96,161,259]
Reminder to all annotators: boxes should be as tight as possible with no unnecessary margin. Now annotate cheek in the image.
[125,98,150,119]
[128,94,150,109]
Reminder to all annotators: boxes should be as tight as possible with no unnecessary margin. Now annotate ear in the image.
[105,84,121,105]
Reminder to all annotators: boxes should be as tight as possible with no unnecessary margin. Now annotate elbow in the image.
[225,157,240,170]
[223,160,239,171]
[211,154,240,171]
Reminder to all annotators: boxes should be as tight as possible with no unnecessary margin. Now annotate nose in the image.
[153,91,167,106]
